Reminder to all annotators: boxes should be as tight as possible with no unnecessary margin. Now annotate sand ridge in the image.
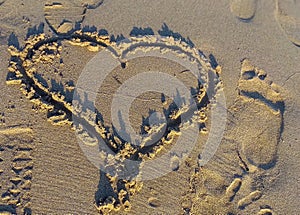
[6,27,223,214]
[1,0,298,214]
[5,27,287,213]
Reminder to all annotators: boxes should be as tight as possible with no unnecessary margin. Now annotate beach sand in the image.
[0,0,299,214]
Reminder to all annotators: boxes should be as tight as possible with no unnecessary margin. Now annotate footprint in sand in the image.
[6,27,221,214]
[275,0,300,47]
[236,59,284,169]
[0,127,34,215]
[6,23,285,214]
[44,0,104,35]
[187,59,284,215]
[230,0,257,21]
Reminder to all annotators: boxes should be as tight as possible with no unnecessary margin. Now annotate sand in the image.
[0,0,299,214]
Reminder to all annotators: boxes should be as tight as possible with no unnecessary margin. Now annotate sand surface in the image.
[0,0,299,214]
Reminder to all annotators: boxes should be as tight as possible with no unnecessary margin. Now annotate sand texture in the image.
[0,0,299,214]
